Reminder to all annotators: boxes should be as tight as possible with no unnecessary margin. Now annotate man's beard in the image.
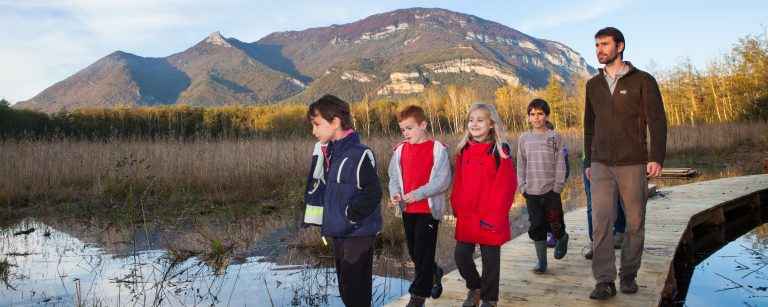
[598,52,619,65]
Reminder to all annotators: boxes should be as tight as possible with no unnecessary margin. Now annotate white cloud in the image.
[0,0,398,102]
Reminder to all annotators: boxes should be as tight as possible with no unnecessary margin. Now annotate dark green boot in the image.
[533,240,547,274]
[554,232,569,260]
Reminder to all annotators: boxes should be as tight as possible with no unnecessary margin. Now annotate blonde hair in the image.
[455,103,509,158]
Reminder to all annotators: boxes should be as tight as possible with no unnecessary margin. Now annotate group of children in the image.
[302,94,570,307]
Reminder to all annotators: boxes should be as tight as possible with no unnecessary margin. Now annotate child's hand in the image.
[403,192,416,203]
[390,193,402,207]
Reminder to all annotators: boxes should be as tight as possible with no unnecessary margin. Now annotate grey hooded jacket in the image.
[387,140,451,220]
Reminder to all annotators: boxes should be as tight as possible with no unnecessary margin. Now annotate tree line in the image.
[2,32,765,140]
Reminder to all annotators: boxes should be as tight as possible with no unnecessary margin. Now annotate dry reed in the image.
[1,121,765,216]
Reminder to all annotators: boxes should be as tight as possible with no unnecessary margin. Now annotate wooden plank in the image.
[385,174,768,307]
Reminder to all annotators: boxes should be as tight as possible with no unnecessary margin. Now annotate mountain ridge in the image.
[17,7,595,112]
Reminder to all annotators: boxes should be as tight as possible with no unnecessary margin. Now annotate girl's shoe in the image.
[462,288,481,307]
[406,295,426,307]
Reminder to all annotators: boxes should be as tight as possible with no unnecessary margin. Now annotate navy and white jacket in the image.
[301,141,326,228]
[304,131,383,237]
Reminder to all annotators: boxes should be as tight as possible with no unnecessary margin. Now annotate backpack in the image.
[563,146,570,180]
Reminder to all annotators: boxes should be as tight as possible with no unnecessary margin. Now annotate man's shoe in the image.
[462,288,481,307]
[554,232,569,259]
[480,300,498,307]
[406,294,426,307]
[614,232,625,249]
[431,265,444,299]
[620,276,639,293]
[583,242,593,260]
[589,282,617,300]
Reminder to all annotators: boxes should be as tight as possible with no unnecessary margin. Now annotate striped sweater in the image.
[516,129,566,195]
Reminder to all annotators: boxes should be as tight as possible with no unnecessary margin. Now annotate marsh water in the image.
[0,204,535,307]
[683,223,768,306]
[4,203,765,306]
[0,216,415,306]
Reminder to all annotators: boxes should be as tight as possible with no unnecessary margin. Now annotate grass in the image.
[0,121,765,223]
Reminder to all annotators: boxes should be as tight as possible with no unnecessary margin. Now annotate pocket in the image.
[322,183,358,236]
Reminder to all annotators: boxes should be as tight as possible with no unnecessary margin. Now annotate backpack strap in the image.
[492,143,511,170]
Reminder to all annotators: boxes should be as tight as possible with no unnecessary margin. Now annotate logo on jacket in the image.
[619,89,627,94]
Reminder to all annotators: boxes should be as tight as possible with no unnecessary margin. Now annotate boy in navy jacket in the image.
[304,94,382,307]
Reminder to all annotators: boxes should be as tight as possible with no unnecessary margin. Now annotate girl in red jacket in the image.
[451,103,518,307]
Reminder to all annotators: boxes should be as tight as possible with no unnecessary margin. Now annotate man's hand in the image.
[647,162,662,178]
[585,167,591,181]
[389,193,402,208]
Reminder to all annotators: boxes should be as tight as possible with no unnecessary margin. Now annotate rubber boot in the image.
[554,232,569,260]
[533,240,547,274]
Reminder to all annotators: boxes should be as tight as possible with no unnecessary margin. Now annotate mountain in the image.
[17,8,595,112]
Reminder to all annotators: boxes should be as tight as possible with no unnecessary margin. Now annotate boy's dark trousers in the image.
[332,236,376,307]
[402,212,439,297]
[525,191,566,241]
[454,241,501,301]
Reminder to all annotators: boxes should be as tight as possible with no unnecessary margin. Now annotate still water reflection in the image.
[0,218,409,306]
[685,223,768,306]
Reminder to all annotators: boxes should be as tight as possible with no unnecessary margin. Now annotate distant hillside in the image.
[17,7,595,112]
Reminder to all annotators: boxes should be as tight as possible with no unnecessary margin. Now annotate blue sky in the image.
[1,0,766,103]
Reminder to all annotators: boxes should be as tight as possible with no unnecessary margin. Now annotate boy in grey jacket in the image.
[388,105,451,307]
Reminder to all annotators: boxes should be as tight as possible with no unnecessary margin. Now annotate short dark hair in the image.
[527,99,550,116]
[595,27,625,57]
[307,94,352,130]
[398,105,428,124]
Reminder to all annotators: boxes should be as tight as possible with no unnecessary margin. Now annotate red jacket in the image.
[450,142,517,246]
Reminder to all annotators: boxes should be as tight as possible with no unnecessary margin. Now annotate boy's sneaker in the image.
[431,266,444,299]
[620,276,639,293]
[589,282,617,300]
[583,242,593,260]
[406,294,426,307]
[480,300,498,307]
[462,288,481,307]
[546,232,556,247]
[614,232,625,249]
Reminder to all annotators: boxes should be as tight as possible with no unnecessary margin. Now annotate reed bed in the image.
[1,121,765,217]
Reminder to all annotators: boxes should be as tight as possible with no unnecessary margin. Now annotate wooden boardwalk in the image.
[386,174,768,306]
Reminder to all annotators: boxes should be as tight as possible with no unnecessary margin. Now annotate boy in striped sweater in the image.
[516,99,569,274]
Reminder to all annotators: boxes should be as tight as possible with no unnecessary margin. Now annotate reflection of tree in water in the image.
[289,266,333,306]
[0,258,22,290]
[0,216,414,306]
[743,223,768,248]
[713,223,768,297]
